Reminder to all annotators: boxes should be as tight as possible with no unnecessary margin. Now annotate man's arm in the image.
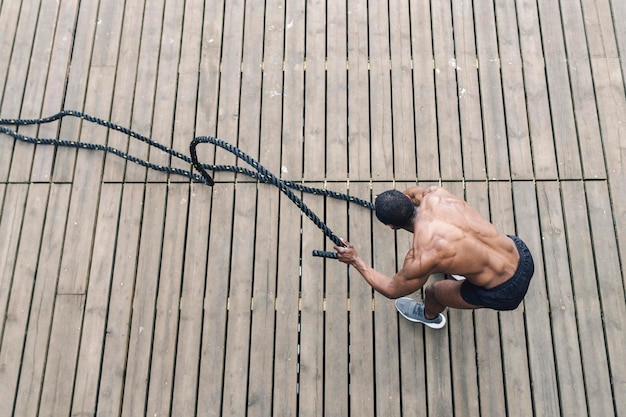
[334,241,430,299]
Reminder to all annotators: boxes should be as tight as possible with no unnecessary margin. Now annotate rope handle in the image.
[312,250,339,259]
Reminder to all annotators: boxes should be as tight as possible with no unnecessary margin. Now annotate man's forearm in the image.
[349,256,418,299]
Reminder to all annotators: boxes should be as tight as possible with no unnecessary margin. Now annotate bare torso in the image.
[409,187,520,288]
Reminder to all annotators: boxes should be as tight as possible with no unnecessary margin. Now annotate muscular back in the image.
[408,187,519,288]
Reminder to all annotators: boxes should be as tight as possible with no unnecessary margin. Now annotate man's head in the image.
[375,189,416,229]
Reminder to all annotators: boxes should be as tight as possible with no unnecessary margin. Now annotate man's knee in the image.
[424,283,437,300]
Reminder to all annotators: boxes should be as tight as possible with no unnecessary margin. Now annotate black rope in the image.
[0,110,375,258]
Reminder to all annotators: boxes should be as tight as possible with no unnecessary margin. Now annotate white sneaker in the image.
[394,298,446,329]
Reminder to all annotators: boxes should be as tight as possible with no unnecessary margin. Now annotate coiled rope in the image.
[0,110,375,258]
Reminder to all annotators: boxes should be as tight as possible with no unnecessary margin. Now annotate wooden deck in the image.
[1,0,625,416]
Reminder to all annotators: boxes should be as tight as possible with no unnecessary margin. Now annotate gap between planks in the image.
[227,58,498,72]
[174,297,378,311]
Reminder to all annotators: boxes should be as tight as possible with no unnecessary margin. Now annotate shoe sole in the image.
[395,298,447,329]
[448,274,466,281]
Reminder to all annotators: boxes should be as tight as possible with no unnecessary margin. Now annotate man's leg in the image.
[423,280,481,319]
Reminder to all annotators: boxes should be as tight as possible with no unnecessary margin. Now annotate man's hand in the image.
[334,239,359,265]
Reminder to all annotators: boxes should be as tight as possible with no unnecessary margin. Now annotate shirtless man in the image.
[334,186,534,329]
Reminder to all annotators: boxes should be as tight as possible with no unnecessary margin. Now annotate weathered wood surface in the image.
[1,0,625,416]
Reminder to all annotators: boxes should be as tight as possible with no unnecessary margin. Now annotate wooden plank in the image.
[513,182,560,416]
[38,294,85,417]
[144,184,188,416]
[388,0,417,181]
[514,0,558,179]
[567,52,607,180]
[56,73,112,294]
[0,1,21,108]
[536,182,587,416]
[145,0,185,183]
[489,181,533,417]
[213,2,261,415]
[451,0,486,181]
[474,0,511,180]
[271,2,304,414]
[195,184,233,416]
[171,184,213,415]
[0,1,22,176]
[303,0,326,180]
[94,184,144,416]
[55,0,127,294]
[169,0,204,179]
[212,0,244,177]
[0,184,28,341]
[299,183,325,416]
[536,0,582,179]
[69,184,122,416]
[90,0,124,68]
[449,321,481,416]
[246,1,283,412]
[55,159,102,294]
[346,0,371,180]
[558,0,607,179]
[324,184,349,415]
[396,194,431,417]
[280,0,305,182]
[613,0,626,82]
[247,183,279,416]
[466,182,506,417]
[224,188,261,411]
[236,0,265,170]
[494,0,534,180]
[347,182,375,416]
[123,0,166,182]
[416,181,454,417]
[0,0,41,182]
[0,184,4,223]
[408,0,438,180]
[192,0,225,175]
[0,184,49,416]
[271,192,301,416]
[13,184,71,417]
[561,181,614,416]
[580,0,619,59]
[55,2,124,292]
[121,184,167,417]
[51,0,101,182]
[255,0,284,176]
[31,0,81,182]
[220,183,257,416]
[589,57,626,279]
[371,182,405,416]
[325,0,348,181]
[431,0,462,181]
[8,0,61,182]
[367,0,394,180]
[586,181,626,416]
[446,182,480,417]
[103,0,148,182]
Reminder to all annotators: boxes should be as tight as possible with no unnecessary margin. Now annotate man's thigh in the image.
[428,279,482,310]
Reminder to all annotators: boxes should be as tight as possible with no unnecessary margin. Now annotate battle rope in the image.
[0,110,375,258]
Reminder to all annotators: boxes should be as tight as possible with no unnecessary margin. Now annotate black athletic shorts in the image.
[460,235,534,311]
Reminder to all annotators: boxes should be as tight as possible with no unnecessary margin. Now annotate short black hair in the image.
[375,189,415,228]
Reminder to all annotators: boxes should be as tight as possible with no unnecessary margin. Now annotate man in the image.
[334,186,534,329]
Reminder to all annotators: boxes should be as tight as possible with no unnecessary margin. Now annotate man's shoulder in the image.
[406,232,455,274]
